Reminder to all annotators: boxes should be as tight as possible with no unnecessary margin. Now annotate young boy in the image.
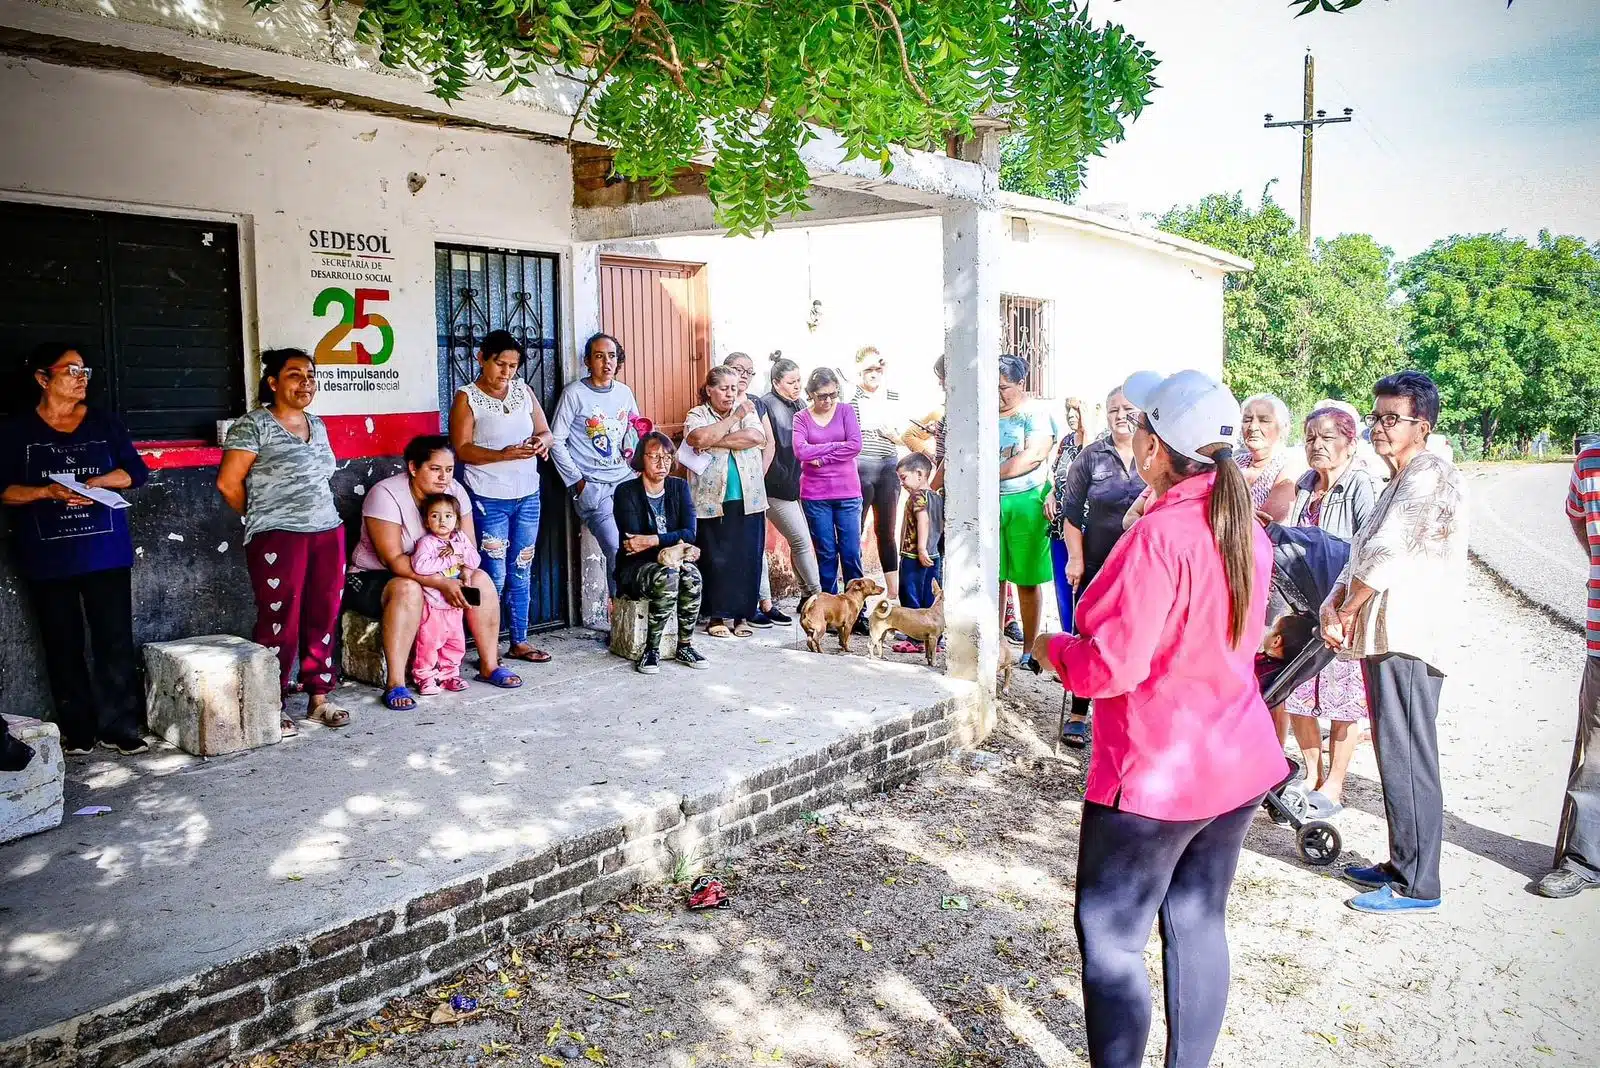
[895,453,944,611]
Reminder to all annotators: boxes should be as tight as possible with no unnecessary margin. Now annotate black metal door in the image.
[435,245,567,631]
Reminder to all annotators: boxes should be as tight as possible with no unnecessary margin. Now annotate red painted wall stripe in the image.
[137,411,442,470]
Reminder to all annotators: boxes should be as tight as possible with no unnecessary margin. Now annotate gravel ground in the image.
[239,568,1598,1068]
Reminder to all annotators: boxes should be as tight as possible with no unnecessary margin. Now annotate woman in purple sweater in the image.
[792,367,864,594]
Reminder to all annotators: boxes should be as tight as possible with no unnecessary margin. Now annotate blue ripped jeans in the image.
[475,492,542,645]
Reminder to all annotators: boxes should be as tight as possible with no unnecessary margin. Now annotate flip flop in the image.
[279,716,300,737]
[707,622,733,638]
[507,645,552,663]
[307,702,350,728]
[475,665,523,689]
[382,685,417,711]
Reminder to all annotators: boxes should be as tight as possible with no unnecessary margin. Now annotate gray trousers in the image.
[1362,653,1446,901]
[758,496,822,602]
[574,479,622,598]
[1554,656,1600,880]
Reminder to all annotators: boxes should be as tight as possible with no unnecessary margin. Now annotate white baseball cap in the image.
[1121,370,1242,465]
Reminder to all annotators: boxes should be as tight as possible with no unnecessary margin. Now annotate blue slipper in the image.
[382,685,417,711]
[1060,719,1089,747]
[1346,884,1440,914]
[1342,862,1394,889]
[476,665,523,689]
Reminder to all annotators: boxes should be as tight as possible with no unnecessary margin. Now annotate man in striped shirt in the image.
[1538,445,1600,898]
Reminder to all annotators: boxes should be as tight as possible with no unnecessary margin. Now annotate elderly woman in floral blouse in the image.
[1322,371,1466,915]
[683,365,768,637]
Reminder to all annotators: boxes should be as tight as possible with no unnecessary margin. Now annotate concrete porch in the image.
[0,628,983,1067]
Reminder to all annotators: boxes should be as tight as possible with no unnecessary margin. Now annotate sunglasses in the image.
[55,365,93,380]
[812,390,839,402]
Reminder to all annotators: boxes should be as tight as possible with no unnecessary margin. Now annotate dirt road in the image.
[249,568,1597,1068]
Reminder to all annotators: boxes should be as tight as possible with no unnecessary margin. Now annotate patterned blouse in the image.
[1238,448,1290,512]
[1048,437,1084,540]
[682,403,769,519]
[1333,452,1468,670]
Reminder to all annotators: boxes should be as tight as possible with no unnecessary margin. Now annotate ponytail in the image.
[1163,441,1256,648]
[1204,444,1255,648]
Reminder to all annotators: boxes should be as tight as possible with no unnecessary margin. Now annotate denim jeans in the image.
[475,492,542,645]
[801,497,863,595]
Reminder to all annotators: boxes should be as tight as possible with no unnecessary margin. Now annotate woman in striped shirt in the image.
[851,346,905,602]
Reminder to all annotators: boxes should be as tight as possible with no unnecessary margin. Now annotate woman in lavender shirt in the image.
[791,367,864,594]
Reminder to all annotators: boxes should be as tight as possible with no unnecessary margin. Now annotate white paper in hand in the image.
[49,473,131,510]
[675,440,713,476]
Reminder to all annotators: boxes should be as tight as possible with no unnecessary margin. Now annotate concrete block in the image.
[608,596,676,661]
[144,636,281,756]
[341,611,388,688]
[0,716,64,845]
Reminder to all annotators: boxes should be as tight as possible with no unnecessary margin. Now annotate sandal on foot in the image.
[416,680,442,696]
[507,645,552,663]
[441,677,469,693]
[707,622,733,638]
[307,702,350,728]
[382,685,417,711]
[731,620,755,637]
[280,716,300,737]
[475,666,523,689]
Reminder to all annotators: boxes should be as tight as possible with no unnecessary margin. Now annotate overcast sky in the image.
[1077,0,1600,257]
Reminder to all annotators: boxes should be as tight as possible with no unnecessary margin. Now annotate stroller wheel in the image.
[1297,821,1342,866]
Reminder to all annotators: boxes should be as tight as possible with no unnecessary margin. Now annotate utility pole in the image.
[1264,50,1352,247]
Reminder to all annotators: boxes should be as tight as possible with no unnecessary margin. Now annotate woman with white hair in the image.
[1237,393,1300,522]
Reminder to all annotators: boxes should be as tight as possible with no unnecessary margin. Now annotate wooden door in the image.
[599,256,709,440]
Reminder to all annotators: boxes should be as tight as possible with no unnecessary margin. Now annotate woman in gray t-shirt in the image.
[217,349,350,733]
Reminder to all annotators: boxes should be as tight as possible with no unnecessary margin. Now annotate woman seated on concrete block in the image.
[217,347,352,735]
[611,430,709,674]
[345,435,523,709]
[0,343,150,755]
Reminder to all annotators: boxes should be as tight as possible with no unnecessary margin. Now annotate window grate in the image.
[1001,294,1052,397]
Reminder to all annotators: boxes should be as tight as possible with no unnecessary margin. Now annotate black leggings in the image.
[857,454,900,571]
[29,567,144,748]
[1075,796,1261,1068]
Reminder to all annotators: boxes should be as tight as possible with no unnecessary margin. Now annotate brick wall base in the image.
[0,692,982,1068]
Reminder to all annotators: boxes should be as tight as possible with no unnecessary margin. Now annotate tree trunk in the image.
[1479,411,1498,456]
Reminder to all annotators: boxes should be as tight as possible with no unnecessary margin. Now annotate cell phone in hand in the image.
[462,586,481,607]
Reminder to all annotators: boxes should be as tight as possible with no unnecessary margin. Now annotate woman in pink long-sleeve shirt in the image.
[792,367,865,594]
[1033,370,1283,1068]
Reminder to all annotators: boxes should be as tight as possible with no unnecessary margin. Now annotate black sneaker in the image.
[764,606,794,626]
[100,732,150,755]
[674,644,710,670]
[636,649,661,675]
[748,610,775,629]
[1005,621,1025,645]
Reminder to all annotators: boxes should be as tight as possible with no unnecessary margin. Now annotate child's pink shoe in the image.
[416,680,442,696]
[441,677,469,693]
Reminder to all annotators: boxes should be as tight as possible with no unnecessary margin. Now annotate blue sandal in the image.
[383,685,417,711]
[1060,718,1089,747]
[476,666,523,689]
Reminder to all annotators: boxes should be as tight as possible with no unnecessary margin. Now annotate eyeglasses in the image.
[812,391,839,402]
[1365,413,1422,430]
[56,365,93,380]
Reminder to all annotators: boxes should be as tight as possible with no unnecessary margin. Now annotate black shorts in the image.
[344,569,396,620]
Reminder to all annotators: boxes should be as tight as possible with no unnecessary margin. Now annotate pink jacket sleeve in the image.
[1045,526,1176,699]
[453,531,481,571]
[410,534,452,578]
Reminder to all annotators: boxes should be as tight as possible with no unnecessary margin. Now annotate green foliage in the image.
[999,134,1077,204]
[1155,188,1404,418]
[250,0,1158,235]
[1399,231,1600,454]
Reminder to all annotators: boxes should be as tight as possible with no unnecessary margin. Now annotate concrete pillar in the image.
[568,241,610,630]
[941,206,1001,705]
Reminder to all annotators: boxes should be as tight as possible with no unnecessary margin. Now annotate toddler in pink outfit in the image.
[409,493,481,695]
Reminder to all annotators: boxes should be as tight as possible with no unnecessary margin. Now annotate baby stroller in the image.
[1258,523,1350,867]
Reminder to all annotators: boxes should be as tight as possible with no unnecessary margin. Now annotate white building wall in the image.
[0,56,574,418]
[641,212,1228,435]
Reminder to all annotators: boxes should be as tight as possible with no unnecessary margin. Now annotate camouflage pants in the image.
[624,562,703,651]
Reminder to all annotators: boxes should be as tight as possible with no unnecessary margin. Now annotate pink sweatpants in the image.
[412,601,466,685]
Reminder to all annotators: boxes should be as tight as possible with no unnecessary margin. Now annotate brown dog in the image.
[866,581,945,666]
[798,578,884,654]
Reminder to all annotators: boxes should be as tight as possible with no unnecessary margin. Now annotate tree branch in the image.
[870,0,931,105]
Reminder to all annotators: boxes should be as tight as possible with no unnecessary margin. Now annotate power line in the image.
[1264,50,1353,248]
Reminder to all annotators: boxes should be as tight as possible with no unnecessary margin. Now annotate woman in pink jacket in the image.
[1035,370,1284,1068]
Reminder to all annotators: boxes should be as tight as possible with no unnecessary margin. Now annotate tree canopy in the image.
[1155,189,1405,417]
[260,0,1159,234]
[1400,232,1600,454]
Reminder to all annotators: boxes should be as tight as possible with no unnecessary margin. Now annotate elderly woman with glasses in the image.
[1322,371,1467,914]
[611,430,709,674]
